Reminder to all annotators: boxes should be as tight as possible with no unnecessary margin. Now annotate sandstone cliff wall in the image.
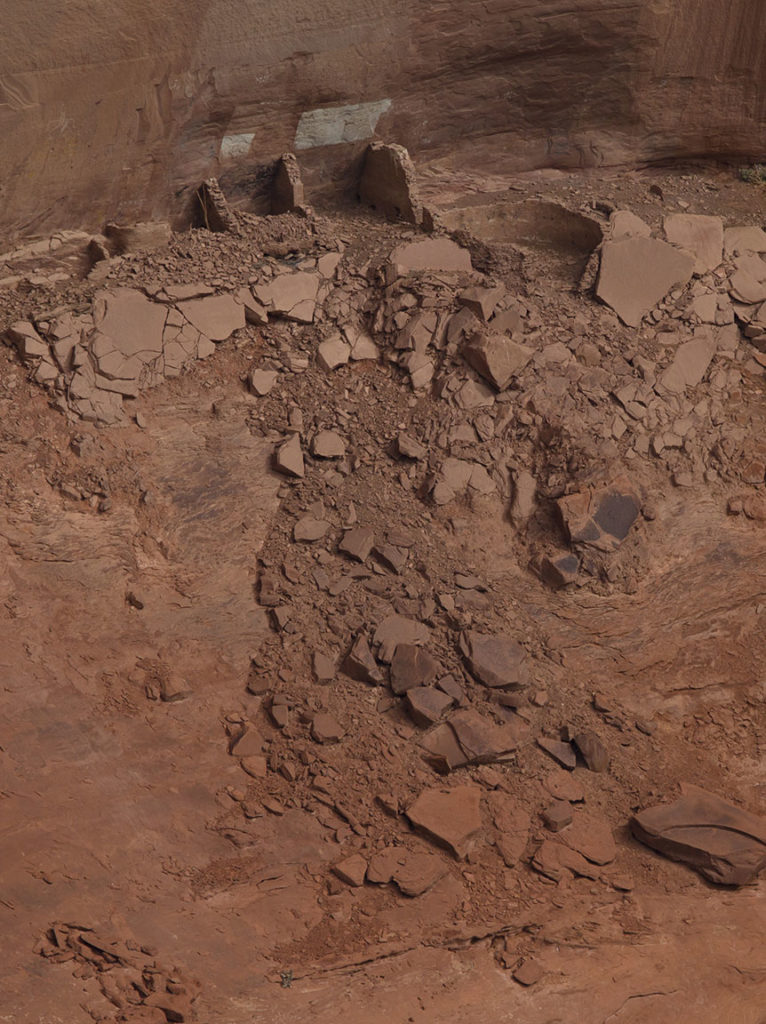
[1,0,764,241]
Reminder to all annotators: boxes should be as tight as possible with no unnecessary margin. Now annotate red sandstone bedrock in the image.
[1,0,764,241]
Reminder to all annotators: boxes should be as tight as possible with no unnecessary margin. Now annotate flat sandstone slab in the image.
[596,236,694,327]
[631,784,766,886]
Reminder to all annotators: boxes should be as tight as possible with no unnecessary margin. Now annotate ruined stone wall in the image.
[1,0,764,242]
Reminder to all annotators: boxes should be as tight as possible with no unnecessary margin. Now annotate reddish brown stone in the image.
[406,785,483,859]
[632,784,766,886]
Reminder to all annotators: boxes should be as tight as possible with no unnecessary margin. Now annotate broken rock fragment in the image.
[557,478,640,552]
[249,368,278,396]
[311,713,345,744]
[537,736,577,770]
[405,686,454,727]
[660,332,717,394]
[488,791,530,867]
[367,847,446,896]
[338,527,375,562]
[313,651,337,683]
[631,784,766,886]
[724,226,766,255]
[663,213,723,275]
[374,615,429,662]
[332,854,367,887]
[178,293,245,341]
[540,552,580,589]
[343,634,383,684]
[543,800,573,832]
[609,210,651,240]
[544,769,585,803]
[463,331,533,391]
[596,236,694,327]
[293,516,330,542]
[513,959,544,987]
[393,851,447,897]
[387,237,472,280]
[397,432,427,460]
[390,644,441,694]
[254,271,320,323]
[559,812,616,864]
[311,429,346,458]
[573,730,609,772]
[274,434,305,478]
[510,468,536,525]
[6,320,49,361]
[406,785,483,858]
[531,839,599,882]
[448,708,521,764]
[317,335,351,372]
[461,630,529,689]
[458,285,506,322]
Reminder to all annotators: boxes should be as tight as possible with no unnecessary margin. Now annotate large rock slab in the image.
[664,213,723,274]
[660,332,717,394]
[406,785,483,858]
[254,271,320,323]
[388,238,471,278]
[631,784,766,886]
[178,293,245,340]
[94,288,167,361]
[596,237,694,327]
[724,226,766,255]
[461,630,529,689]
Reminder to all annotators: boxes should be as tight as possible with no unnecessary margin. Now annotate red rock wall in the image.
[1,0,764,241]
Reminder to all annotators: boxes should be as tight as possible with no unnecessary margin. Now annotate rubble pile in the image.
[1,160,764,1022]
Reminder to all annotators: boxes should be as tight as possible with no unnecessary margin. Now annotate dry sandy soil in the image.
[0,162,764,1023]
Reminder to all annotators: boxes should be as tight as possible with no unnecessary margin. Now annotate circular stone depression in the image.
[440,196,603,282]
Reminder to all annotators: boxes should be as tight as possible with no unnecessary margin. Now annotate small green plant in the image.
[739,163,766,184]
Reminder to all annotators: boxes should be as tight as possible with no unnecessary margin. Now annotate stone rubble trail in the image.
[0,165,764,1024]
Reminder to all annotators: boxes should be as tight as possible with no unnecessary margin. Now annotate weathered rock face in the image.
[1,0,764,241]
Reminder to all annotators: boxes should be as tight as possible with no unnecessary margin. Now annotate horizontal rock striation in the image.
[0,1,764,240]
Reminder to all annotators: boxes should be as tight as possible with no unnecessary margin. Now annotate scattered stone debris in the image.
[8,182,766,1020]
[37,922,199,1021]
